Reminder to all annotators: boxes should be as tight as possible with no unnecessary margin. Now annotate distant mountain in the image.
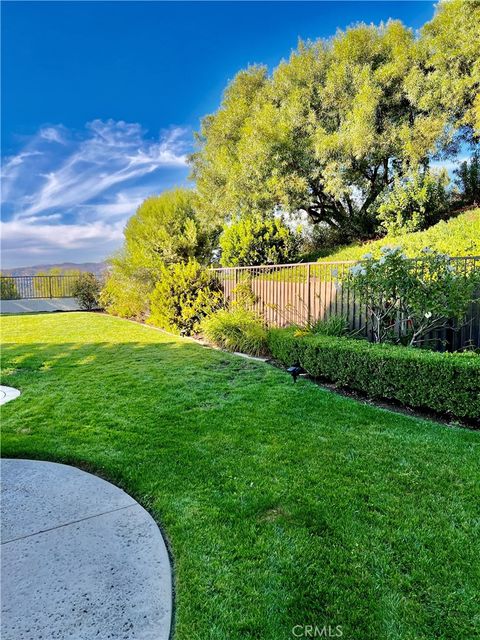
[2,262,108,276]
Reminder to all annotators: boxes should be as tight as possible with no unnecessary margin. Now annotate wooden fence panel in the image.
[212,256,480,351]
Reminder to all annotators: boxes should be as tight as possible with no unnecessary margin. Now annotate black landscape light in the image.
[287,365,305,383]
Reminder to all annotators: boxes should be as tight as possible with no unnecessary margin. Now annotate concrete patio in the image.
[1,459,172,640]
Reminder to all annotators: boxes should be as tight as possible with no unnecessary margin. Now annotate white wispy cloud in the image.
[1,119,191,267]
[1,218,124,251]
[39,126,67,145]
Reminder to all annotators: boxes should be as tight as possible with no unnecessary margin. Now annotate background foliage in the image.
[220,214,300,266]
[377,169,450,235]
[124,188,213,277]
[320,209,480,262]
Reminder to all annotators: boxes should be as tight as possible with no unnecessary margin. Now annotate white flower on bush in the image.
[331,268,339,278]
[424,311,432,319]
[362,252,373,260]
[350,264,366,276]
[421,246,432,254]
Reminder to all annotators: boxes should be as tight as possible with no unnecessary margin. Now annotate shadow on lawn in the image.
[0,339,272,416]
[2,336,480,640]
[0,339,234,373]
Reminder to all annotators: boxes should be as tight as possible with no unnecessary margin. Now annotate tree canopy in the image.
[191,0,480,241]
[124,188,213,278]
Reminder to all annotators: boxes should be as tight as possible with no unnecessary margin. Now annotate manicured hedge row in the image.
[267,329,480,420]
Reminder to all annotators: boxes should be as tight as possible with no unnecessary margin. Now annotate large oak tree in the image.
[191,1,479,242]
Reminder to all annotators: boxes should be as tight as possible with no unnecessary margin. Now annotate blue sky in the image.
[1,1,435,268]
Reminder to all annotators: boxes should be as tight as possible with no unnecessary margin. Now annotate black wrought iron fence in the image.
[0,275,80,300]
[212,256,480,351]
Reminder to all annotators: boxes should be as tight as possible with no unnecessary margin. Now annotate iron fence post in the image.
[307,263,311,325]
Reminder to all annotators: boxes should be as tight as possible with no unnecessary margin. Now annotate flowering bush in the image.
[346,247,479,346]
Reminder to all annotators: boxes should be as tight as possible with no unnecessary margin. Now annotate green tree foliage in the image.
[124,188,213,279]
[0,276,19,300]
[413,0,480,145]
[454,152,480,207]
[148,260,223,335]
[220,214,300,266]
[378,168,450,235]
[191,66,269,232]
[192,24,420,240]
[191,3,480,243]
[100,188,216,319]
[100,253,152,319]
[71,273,101,310]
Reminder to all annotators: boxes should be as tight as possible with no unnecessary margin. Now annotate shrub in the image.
[0,277,19,300]
[100,256,151,320]
[149,259,223,335]
[201,308,268,356]
[292,315,350,338]
[71,273,101,310]
[230,279,258,310]
[378,169,450,235]
[124,188,214,276]
[309,315,349,337]
[345,246,479,346]
[267,329,480,420]
[220,214,300,267]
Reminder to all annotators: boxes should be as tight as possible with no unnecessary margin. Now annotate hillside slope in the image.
[320,209,480,262]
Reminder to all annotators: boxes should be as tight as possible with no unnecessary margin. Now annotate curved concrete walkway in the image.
[1,459,172,640]
[0,386,20,405]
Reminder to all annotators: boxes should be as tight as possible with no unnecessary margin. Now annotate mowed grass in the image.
[1,313,479,640]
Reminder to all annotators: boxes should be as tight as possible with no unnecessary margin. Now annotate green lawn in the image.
[1,313,479,640]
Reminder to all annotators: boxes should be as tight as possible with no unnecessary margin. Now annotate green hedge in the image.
[267,329,480,420]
